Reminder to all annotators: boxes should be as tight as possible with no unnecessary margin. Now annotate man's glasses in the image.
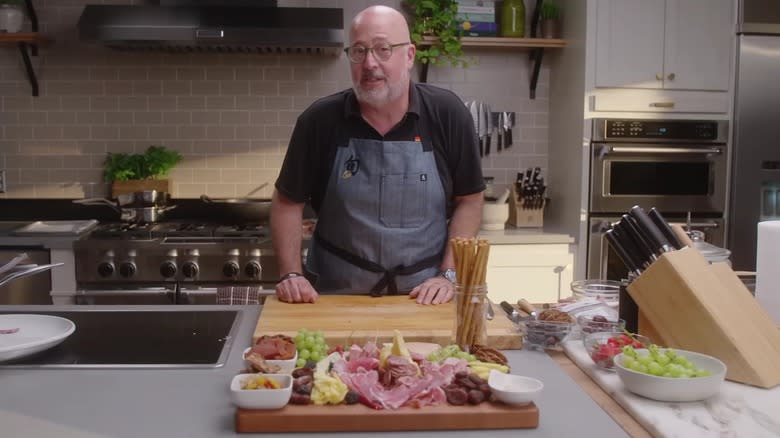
[344,42,410,63]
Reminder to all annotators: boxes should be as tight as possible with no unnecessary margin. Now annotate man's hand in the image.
[409,276,454,305]
[275,276,319,303]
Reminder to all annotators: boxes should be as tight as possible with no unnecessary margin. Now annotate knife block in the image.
[626,247,780,388]
[508,185,545,228]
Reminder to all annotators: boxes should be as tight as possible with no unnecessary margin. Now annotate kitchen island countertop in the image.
[0,304,628,438]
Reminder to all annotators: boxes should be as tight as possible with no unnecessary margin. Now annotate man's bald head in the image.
[349,5,411,46]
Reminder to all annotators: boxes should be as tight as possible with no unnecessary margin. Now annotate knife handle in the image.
[605,229,643,276]
[500,301,515,315]
[619,215,658,261]
[517,298,537,316]
[629,205,673,253]
[648,207,683,250]
[611,226,649,271]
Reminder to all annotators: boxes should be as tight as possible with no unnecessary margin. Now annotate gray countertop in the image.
[0,304,627,438]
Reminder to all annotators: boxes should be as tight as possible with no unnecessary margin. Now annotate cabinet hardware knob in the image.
[655,73,663,81]
[667,72,676,80]
[650,102,675,108]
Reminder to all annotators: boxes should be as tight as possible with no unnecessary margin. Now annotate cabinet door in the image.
[485,244,574,304]
[594,0,666,89]
[663,0,733,91]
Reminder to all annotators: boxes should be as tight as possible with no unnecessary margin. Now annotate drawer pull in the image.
[650,101,675,108]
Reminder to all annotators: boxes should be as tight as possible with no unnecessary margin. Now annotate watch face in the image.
[444,269,457,283]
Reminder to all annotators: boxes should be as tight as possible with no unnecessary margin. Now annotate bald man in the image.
[271,5,484,305]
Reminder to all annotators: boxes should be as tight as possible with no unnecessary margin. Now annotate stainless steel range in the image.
[71,222,280,304]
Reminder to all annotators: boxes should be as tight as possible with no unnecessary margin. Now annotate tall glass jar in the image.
[453,284,488,351]
[500,0,526,38]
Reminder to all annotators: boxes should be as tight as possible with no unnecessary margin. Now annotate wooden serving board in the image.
[254,295,522,350]
[236,402,539,433]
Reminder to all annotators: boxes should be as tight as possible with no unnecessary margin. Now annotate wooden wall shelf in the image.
[0,32,50,46]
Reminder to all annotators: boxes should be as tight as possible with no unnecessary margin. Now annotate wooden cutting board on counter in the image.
[254,295,522,350]
[236,402,538,433]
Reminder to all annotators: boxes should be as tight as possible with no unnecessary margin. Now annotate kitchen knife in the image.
[648,207,684,250]
[484,103,493,156]
[604,229,643,277]
[618,215,658,265]
[504,112,513,149]
[611,225,650,273]
[516,298,538,319]
[499,301,523,324]
[468,101,481,157]
[629,205,674,254]
[497,112,504,152]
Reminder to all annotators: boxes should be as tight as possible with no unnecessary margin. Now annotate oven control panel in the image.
[604,120,719,140]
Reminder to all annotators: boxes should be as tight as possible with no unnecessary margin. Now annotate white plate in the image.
[0,314,76,362]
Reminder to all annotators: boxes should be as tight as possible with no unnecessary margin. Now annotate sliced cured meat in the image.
[251,335,296,360]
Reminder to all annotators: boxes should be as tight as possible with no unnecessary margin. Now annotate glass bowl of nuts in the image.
[523,309,575,351]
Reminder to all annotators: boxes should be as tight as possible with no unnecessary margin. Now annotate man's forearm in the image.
[270,190,305,275]
[441,191,484,270]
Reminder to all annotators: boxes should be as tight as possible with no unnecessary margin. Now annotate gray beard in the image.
[353,69,410,108]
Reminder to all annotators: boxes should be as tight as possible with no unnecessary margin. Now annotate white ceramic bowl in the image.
[614,348,726,402]
[230,373,292,410]
[243,348,297,374]
[487,369,544,406]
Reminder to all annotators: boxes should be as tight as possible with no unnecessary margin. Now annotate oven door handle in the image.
[668,221,720,229]
[606,146,722,155]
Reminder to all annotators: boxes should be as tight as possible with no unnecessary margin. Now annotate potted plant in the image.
[103,145,182,197]
[0,0,25,33]
[403,0,468,74]
[539,0,561,39]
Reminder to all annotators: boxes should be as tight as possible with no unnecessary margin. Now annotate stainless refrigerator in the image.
[728,0,780,271]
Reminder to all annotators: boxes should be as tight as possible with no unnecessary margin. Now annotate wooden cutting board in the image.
[254,295,523,350]
[236,402,538,433]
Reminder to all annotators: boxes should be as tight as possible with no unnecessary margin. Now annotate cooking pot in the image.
[117,190,170,207]
[120,206,176,223]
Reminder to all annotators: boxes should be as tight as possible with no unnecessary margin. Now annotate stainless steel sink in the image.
[0,309,242,368]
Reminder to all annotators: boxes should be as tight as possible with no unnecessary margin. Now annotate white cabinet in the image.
[485,244,574,305]
[594,0,733,92]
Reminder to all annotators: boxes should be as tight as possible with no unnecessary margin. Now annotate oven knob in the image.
[119,262,136,278]
[160,261,177,278]
[182,261,199,278]
[244,261,262,279]
[223,261,240,278]
[97,262,115,278]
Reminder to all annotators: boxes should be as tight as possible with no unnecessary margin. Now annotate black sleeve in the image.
[438,91,485,197]
[274,112,315,204]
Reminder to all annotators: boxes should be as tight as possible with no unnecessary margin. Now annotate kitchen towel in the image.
[756,220,780,325]
[216,286,264,305]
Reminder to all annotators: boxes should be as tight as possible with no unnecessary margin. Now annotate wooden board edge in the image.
[236,403,539,433]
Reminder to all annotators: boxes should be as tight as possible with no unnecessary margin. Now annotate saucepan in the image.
[72,198,176,223]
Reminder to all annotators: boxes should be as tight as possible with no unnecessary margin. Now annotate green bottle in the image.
[500,0,526,37]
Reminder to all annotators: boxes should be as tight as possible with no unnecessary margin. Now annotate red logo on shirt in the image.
[414,136,421,142]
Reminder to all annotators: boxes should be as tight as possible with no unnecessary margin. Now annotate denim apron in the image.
[306,131,447,296]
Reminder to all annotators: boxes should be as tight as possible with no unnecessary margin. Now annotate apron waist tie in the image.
[314,231,441,296]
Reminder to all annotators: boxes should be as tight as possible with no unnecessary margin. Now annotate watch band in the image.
[440,268,457,283]
[278,272,303,283]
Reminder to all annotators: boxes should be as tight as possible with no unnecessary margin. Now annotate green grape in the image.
[622,356,638,369]
[310,351,322,362]
[295,332,305,343]
[637,355,653,366]
[296,358,306,368]
[299,349,311,360]
[304,336,316,350]
[655,354,671,366]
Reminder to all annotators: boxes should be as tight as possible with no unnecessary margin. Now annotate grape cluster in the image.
[294,328,330,368]
[426,344,476,362]
[621,345,712,378]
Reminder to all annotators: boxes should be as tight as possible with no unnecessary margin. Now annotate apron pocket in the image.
[380,173,426,228]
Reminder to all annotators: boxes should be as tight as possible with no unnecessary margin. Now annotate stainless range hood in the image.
[77,5,344,55]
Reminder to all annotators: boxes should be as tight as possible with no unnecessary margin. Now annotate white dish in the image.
[614,348,726,402]
[0,314,76,362]
[230,373,292,410]
[487,369,544,406]
[243,347,297,374]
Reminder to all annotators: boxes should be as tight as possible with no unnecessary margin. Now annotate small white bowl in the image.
[614,348,726,402]
[487,369,544,406]
[243,348,297,374]
[230,373,292,410]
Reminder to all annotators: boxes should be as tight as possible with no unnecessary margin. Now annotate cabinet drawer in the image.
[591,89,729,113]
[487,244,572,267]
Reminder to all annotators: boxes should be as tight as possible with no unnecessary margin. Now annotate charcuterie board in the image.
[254,295,522,350]
[235,401,538,433]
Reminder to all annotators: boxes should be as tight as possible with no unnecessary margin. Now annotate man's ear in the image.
[406,44,417,68]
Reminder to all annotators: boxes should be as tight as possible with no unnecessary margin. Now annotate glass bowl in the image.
[523,319,574,351]
[583,331,651,371]
[570,279,621,305]
[577,314,625,336]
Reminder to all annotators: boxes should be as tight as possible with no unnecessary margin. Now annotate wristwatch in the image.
[440,268,457,283]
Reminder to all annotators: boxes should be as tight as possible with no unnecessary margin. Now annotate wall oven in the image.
[589,119,729,214]
[587,118,729,281]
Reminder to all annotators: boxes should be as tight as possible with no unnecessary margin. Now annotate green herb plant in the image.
[540,0,561,21]
[404,0,467,68]
[0,0,25,6]
[103,145,182,182]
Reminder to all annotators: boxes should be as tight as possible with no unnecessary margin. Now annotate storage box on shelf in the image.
[626,248,780,388]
